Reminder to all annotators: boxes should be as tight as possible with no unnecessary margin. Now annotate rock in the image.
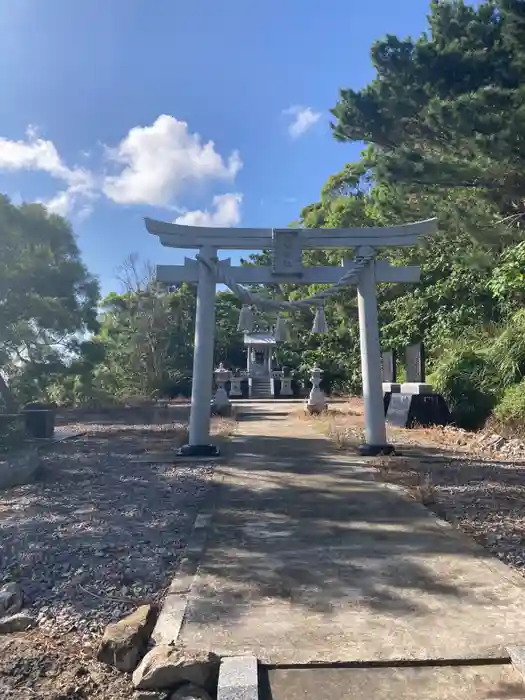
[134,692,169,700]
[500,438,525,455]
[97,604,158,672]
[132,645,220,690]
[169,684,213,700]
[0,611,36,634]
[0,583,23,616]
[484,434,506,450]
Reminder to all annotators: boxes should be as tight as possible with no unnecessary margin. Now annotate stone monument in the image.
[386,341,450,428]
[381,349,400,412]
[401,342,432,394]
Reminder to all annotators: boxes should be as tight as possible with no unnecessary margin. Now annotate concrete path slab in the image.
[263,664,525,700]
[170,406,525,664]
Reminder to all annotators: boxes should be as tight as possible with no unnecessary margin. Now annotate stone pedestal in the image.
[229,377,243,398]
[382,382,401,394]
[386,380,450,429]
[280,377,293,396]
[400,382,433,395]
[382,382,401,414]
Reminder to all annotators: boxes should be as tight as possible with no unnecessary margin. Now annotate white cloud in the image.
[103,115,242,206]
[283,105,321,138]
[44,191,74,216]
[0,126,97,217]
[0,117,243,220]
[175,193,242,227]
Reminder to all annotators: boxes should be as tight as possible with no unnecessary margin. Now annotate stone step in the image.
[251,377,272,398]
[261,663,525,700]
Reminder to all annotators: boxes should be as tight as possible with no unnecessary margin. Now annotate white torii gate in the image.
[146,217,437,457]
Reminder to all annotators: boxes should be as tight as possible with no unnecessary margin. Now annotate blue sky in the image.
[0,0,434,296]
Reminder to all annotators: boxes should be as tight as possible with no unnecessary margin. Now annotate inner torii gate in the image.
[146,217,437,457]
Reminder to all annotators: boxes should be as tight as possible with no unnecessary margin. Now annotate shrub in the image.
[486,310,525,387]
[493,379,525,428]
[429,343,499,430]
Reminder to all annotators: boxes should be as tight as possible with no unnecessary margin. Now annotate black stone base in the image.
[211,403,233,417]
[177,443,220,458]
[386,392,450,429]
[358,443,396,457]
[305,403,328,415]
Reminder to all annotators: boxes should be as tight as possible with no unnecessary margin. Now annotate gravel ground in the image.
[0,421,214,645]
[304,399,525,578]
[375,451,525,573]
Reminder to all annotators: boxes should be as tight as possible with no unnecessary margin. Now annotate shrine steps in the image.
[250,377,273,398]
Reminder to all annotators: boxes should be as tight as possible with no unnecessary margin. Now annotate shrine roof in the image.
[243,333,276,346]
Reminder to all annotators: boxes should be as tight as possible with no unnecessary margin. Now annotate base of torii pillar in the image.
[357,443,395,457]
[177,443,220,458]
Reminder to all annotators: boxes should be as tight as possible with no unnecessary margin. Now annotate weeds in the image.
[374,457,436,505]
[212,416,237,438]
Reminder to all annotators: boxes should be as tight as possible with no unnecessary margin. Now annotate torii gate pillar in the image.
[357,248,387,451]
[186,246,218,455]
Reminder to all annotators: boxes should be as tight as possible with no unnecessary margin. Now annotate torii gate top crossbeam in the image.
[145,217,438,250]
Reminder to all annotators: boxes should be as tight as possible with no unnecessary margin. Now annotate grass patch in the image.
[300,399,479,457]
[374,457,437,506]
[211,415,237,439]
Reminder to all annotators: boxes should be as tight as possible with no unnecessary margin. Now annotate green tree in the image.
[0,196,99,409]
[94,256,247,400]
[331,0,525,221]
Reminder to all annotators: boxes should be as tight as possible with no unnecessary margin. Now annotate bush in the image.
[493,380,525,428]
[486,310,525,387]
[429,343,499,430]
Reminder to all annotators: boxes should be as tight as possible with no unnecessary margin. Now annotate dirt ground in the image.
[0,630,133,700]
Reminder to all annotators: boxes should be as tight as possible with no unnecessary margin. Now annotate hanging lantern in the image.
[237,304,254,332]
[274,313,290,342]
[312,304,328,334]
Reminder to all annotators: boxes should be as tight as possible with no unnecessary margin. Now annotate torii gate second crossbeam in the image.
[146,217,438,457]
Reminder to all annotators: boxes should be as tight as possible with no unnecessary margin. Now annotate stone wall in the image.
[56,403,191,426]
[0,448,40,490]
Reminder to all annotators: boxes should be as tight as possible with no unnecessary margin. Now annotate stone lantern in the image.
[213,363,232,415]
[305,366,326,414]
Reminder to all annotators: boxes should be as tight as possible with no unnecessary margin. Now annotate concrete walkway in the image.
[170,405,525,664]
